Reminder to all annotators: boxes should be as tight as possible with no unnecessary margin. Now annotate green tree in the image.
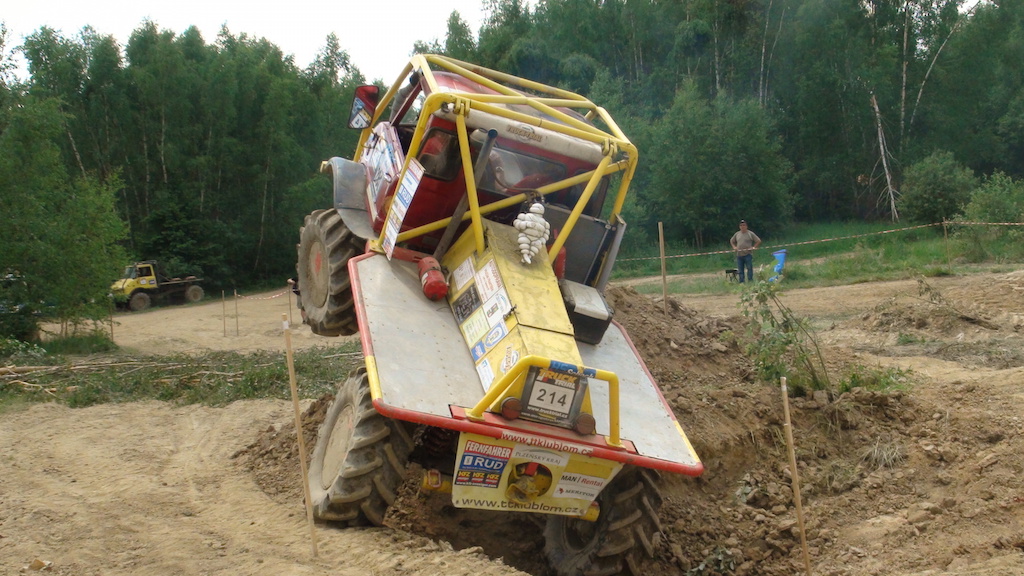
[0,23,19,112]
[477,0,534,74]
[0,97,126,339]
[443,11,477,62]
[637,82,793,248]
[898,150,976,224]
[924,1,1024,178]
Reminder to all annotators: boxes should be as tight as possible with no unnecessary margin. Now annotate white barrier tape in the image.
[618,221,1024,263]
[236,289,291,300]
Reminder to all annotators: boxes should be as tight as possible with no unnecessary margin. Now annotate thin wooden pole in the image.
[108,298,114,341]
[943,220,952,272]
[781,377,813,576]
[233,289,239,336]
[222,290,227,337]
[283,313,319,558]
[286,281,294,326]
[658,221,667,315]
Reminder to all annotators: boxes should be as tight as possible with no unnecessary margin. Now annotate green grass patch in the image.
[614,221,937,281]
[41,332,119,356]
[618,220,1021,295]
[838,364,911,394]
[895,332,926,345]
[0,340,362,412]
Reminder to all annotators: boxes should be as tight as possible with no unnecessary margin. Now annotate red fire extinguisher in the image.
[418,257,448,301]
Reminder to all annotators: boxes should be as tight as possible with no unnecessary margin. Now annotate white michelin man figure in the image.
[513,202,550,264]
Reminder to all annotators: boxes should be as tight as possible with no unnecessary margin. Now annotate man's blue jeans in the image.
[737,254,754,283]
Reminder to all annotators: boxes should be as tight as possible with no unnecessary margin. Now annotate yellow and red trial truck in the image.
[295,54,703,576]
[110,260,203,311]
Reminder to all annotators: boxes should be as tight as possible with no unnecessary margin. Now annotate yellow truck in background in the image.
[110,260,204,311]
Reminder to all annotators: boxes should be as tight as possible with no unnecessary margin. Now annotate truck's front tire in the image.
[544,467,665,576]
[308,367,414,526]
[297,209,363,336]
[129,292,151,312]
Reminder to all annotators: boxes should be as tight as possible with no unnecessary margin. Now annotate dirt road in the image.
[0,401,528,576]
[105,286,353,356]
[3,272,1024,575]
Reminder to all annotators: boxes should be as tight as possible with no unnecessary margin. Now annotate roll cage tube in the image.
[355,54,638,260]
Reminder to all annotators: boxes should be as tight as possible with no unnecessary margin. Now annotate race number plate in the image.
[519,366,588,427]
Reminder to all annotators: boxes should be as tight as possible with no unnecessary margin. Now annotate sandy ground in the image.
[106,286,354,355]
[4,272,1024,575]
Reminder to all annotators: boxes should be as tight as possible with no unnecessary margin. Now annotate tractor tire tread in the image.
[544,466,665,576]
[297,209,362,337]
[308,368,412,527]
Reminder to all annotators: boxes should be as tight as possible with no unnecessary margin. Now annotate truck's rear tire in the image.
[129,292,151,312]
[308,367,414,526]
[544,467,664,576]
[185,285,204,303]
[297,209,363,336]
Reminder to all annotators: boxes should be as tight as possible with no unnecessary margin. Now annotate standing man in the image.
[730,220,761,283]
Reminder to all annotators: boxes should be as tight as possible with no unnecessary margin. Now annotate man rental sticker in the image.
[450,432,622,516]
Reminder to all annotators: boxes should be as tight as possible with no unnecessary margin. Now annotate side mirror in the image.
[349,85,380,129]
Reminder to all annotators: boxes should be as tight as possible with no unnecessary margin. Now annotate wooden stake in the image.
[234,289,239,336]
[659,221,668,315]
[943,220,952,272]
[222,291,227,337]
[283,313,319,558]
[781,377,813,576]
[286,281,294,326]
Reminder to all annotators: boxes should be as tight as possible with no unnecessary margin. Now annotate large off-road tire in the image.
[296,209,363,336]
[308,367,414,526]
[184,285,204,303]
[544,467,665,576]
[129,291,151,312]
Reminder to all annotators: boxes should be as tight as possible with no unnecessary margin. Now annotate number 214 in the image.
[536,387,568,407]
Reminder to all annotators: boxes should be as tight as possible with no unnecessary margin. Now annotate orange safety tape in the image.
[618,221,1024,263]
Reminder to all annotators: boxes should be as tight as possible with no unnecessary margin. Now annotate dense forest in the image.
[1,0,1022,332]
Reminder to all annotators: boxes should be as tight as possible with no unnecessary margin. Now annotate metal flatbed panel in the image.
[354,252,698,468]
[579,324,700,468]
[355,254,484,415]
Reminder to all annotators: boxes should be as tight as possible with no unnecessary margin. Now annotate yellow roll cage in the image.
[355,54,639,261]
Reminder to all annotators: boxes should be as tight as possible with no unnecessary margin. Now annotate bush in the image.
[0,338,48,362]
[962,171,1024,223]
[954,172,1024,262]
[898,151,977,224]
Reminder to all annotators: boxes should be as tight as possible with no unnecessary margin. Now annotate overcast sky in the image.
[2,0,494,83]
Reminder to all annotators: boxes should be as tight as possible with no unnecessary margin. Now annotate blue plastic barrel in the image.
[769,249,787,281]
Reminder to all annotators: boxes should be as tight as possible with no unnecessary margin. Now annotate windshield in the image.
[122,266,137,279]
[481,146,608,217]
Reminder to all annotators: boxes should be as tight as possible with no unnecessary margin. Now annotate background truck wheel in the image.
[308,367,414,526]
[129,292,151,312]
[184,285,204,303]
[296,209,363,336]
[544,467,665,576]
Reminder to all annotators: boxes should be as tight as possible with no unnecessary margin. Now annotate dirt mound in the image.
[238,281,1024,575]
[232,395,330,498]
